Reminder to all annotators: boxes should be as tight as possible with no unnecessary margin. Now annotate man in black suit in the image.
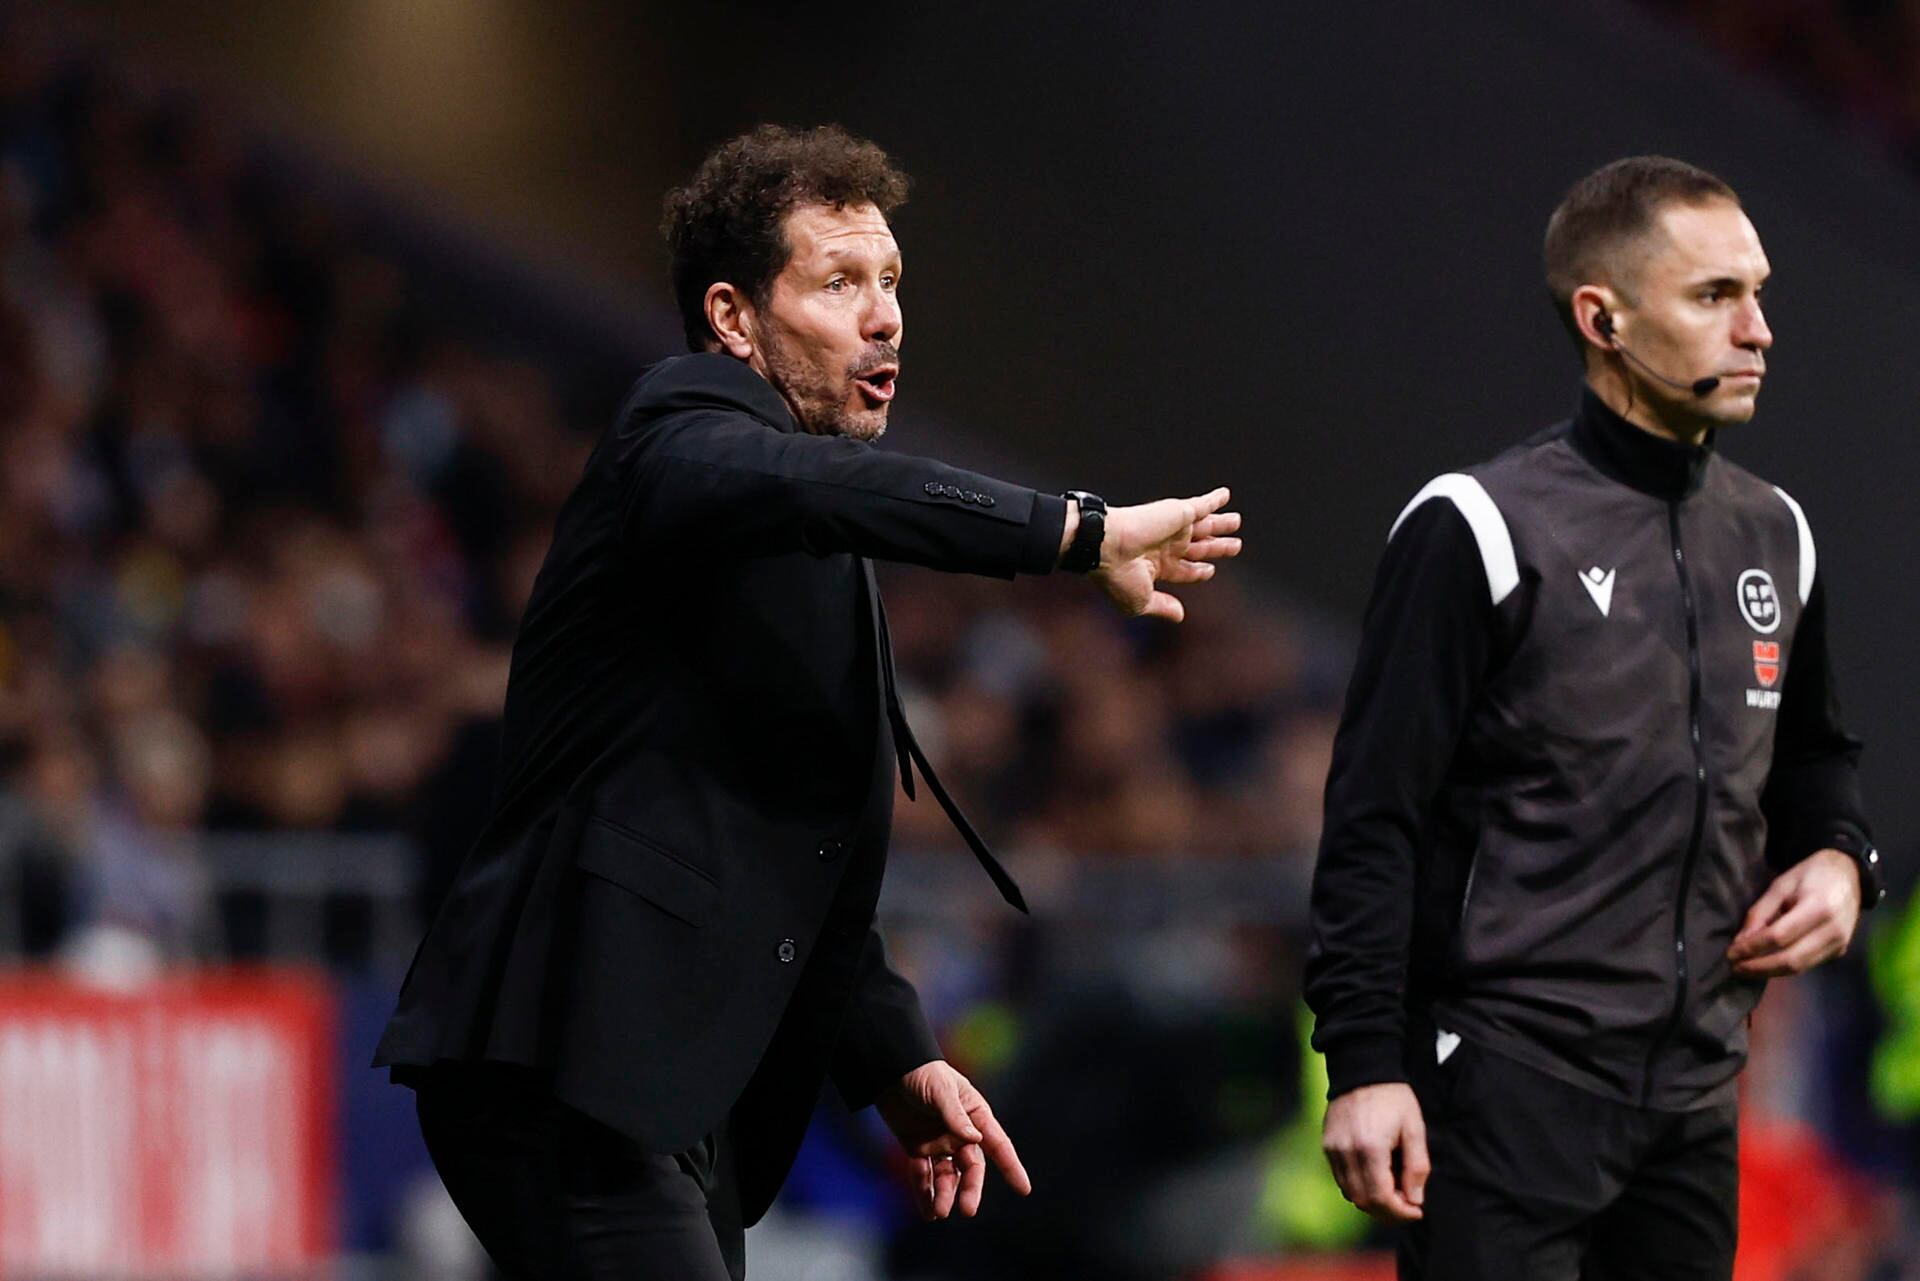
[374,124,1242,1279]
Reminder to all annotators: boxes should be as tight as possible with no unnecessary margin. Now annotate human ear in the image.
[704,283,756,360]
[1572,284,1620,350]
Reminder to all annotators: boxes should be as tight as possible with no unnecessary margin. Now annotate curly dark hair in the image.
[662,124,910,351]
[1543,156,1738,356]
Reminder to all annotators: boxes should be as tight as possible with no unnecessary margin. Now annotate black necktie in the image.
[863,562,1029,914]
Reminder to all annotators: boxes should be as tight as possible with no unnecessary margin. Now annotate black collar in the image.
[1569,386,1715,501]
[629,352,801,433]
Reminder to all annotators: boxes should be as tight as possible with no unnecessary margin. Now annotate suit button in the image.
[979,493,996,507]
[817,840,845,863]
[923,481,941,495]
[961,490,980,503]
[943,484,962,498]
[777,939,797,964]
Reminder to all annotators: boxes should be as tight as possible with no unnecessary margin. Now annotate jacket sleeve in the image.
[1304,498,1497,1099]
[829,924,944,1110]
[1761,574,1872,870]
[624,410,1068,579]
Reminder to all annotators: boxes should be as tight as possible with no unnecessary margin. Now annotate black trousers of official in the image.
[1398,1033,1739,1281]
[413,1064,746,1281]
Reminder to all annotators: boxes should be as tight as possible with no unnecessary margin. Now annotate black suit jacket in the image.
[374,353,1067,1221]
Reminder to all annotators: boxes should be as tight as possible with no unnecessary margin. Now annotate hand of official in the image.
[1727,847,1863,978]
[877,1060,1032,1221]
[1322,1081,1429,1222]
[1079,487,1242,622]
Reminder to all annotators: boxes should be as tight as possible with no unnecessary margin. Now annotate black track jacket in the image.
[1305,389,1871,1111]
[375,353,1067,1222]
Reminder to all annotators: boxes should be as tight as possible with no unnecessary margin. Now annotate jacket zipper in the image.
[1641,501,1711,1107]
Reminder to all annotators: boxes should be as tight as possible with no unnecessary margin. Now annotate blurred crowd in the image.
[1644,0,1920,164]
[0,28,601,978]
[0,30,1341,984]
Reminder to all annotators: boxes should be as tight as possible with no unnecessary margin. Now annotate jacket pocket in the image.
[575,815,719,929]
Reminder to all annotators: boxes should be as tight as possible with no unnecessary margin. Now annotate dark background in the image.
[49,0,1916,853]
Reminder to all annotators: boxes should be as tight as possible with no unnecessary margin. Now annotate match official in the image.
[1304,156,1880,1279]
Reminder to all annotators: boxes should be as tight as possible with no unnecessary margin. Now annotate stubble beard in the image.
[759,331,895,442]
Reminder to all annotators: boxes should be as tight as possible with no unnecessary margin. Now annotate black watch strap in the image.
[1061,491,1106,574]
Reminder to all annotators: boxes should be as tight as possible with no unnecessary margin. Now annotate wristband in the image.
[1061,491,1106,573]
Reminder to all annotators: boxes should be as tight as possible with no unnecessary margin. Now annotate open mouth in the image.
[853,366,898,404]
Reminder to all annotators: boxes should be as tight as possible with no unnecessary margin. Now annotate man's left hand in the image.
[1092,488,1243,622]
[876,1060,1031,1220]
[1728,848,1863,978]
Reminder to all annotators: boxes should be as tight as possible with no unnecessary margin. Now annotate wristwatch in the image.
[1060,491,1106,574]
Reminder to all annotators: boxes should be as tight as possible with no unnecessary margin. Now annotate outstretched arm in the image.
[629,411,1067,578]
[629,413,1241,613]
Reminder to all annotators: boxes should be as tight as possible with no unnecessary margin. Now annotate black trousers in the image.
[413,1064,746,1281]
[1399,1033,1739,1281]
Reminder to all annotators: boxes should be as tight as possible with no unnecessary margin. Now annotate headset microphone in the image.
[1593,310,1720,397]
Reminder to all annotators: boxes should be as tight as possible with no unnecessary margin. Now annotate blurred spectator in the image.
[0,733,80,958]
[61,702,213,983]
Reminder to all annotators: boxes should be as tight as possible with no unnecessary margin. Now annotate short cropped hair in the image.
[1543,156,1739,353]
[662,124,910,351]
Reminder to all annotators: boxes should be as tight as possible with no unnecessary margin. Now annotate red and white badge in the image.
[1753,640,1781,688]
